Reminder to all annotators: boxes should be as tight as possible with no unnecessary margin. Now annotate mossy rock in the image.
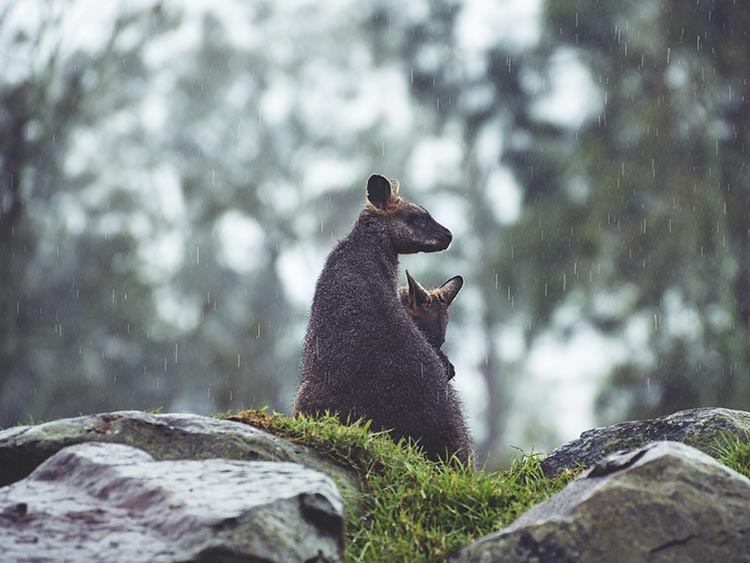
[541,407,750,477]
[0,410,360,507]
[454,441,750,562]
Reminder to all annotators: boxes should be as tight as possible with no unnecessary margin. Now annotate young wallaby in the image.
[293,174,474,466]
[399,270,463,381]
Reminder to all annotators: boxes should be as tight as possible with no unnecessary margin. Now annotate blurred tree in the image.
[154,5,423,413]
[0,3,180,424]
[12,0,745,458]
[519,0,750,421]
[0,0,436,426]
[371,0,750,463]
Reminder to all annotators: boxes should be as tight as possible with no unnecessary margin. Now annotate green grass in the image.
[714,432,750,480]
[229,409,578,562]
[229,410,750,561]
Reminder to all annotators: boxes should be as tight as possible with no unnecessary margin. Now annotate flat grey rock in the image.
[541,407,750,477]
[452,441,750,563]
[0,411,359,503]
[0,442,344,562]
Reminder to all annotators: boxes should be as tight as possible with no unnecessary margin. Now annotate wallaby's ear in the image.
[405,270,429,309]
[390,178,400,194]
[438,275,464,307]
[367,174,392,210]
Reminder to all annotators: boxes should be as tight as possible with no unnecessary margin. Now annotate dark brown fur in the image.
[293,174,474,466]
[399,271,463,381]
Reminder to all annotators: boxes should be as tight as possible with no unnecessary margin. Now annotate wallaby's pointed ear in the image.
[390,178,400,194]
[439,275,464,307]
[367,174,392,210]
[405,270,429,309]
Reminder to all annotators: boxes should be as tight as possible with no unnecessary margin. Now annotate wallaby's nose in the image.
[438,225,453,249]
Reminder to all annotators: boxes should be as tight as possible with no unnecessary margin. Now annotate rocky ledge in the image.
[1,407,749,562]
[541,407,750,477]
[452,441,750,562]
[0,410,359,500]
[0,442,344,562]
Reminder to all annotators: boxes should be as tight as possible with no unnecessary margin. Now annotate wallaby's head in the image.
[365,174,452,254]
[400,270,463,348]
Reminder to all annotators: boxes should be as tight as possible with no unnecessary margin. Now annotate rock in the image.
[0,411,359,504]
[541,407,750,477]
[452,441,750,563]
[0,442,344,563]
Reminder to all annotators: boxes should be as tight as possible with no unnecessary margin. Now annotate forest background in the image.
[2,0,748,467]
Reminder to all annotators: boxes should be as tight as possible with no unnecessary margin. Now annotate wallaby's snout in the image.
[415,217,452,253]
[397,210,452,254]
[433,223,452,251]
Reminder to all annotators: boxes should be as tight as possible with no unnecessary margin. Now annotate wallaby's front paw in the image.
[446,361,456,381]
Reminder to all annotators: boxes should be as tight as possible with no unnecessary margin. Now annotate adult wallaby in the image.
[400,270,463,381]
[293,174,474,465]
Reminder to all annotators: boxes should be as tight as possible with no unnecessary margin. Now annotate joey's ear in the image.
[405,270,429,309]
[389,178,400,194]
[366,174,392,210]
[438,275,464,307]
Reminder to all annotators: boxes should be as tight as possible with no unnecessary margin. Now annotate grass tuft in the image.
[714,431,750,479]
[229,409,577,562]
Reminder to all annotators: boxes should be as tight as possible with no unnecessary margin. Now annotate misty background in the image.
[1,0,748,468]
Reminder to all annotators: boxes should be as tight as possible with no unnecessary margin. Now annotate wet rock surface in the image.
[541,407,750,477]
[3,407,750,562]
[0,442,344,563]
[0,410,359,502]
[452,441,750,563]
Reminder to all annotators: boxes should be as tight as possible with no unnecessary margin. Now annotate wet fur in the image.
[399,271,463,381]
[293,175,474,465]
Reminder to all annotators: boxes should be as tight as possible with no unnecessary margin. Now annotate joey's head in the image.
[365,174,452,254]
[399,270,464,348]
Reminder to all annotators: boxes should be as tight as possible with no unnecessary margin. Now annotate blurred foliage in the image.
[0,0,428,428]
[536,0,750,421]
[0,3,180,423]
[366,0,750,456]
[1,0,748,467]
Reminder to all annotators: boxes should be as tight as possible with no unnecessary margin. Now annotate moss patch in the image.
[229,410,578,562]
